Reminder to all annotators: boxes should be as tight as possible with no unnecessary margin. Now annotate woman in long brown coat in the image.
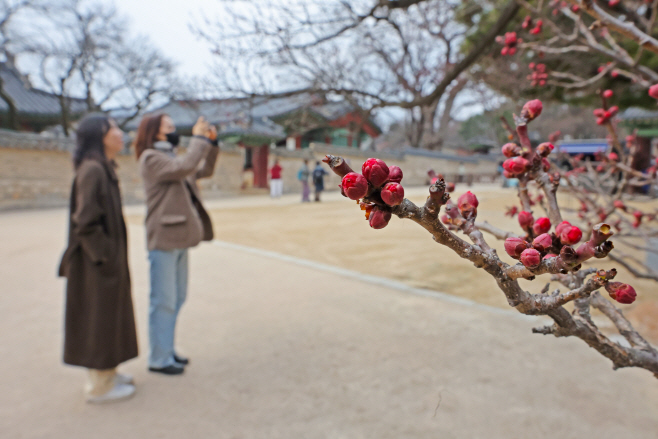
[58,114,138,403]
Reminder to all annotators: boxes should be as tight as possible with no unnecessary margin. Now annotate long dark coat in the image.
[58,159,138,369]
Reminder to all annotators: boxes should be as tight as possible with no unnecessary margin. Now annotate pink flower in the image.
[560,225,583,245]
[457,191,479,219]
[518,211,534,230]
[532,233,553,252]
[380,182,405,206]
[362,158,389,188]
[341,172,368,200]
[532,217,551,235]
[605,282,637,304]
[520,248,541,268]
[504,237,529,259]
[603,89,613,99]
[388,166,403,183]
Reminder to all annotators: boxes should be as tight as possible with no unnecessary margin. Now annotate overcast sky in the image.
[113,0,218,77]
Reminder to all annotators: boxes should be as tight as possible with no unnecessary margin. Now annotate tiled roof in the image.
[0,64,87,116]
[123,93,358,132]
[619,107,658,122]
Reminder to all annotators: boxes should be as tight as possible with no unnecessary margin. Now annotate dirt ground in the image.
[128,183,658,342]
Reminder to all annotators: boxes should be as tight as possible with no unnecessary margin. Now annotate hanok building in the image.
[619,107,658,169]
[134,93,381,189]
[0,63,87,132]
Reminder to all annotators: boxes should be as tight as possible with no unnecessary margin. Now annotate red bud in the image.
[520,248,541,268]
[388,166,403,183]
[532,233,553,252]
[560,225,583,245]
[504,237,530,259]
[457,191,479,219]
[555,220,572,236]
[341,172,368,200]
[368,208,392,229]
[532,217,551,235]
[603,89,613,99]
[605,282,636,304]
[502,143,519,158]
[650,84,658,100]
[518,211,534,230]
[380,182,405,206]
[522,99,543,121]
[537,142,554,157]
[362,158,390,187]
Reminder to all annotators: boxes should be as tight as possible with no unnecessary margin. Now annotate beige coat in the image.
[139,136,219,251]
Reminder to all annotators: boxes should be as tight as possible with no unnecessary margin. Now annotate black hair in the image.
[73,114,112,169]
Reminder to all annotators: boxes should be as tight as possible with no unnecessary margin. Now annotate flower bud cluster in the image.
[496,32,520,56]
[593,106,619,125]
[527,63,547,87]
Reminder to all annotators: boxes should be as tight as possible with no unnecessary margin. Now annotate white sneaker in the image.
[86,383,135,404]
[115,373,134,385]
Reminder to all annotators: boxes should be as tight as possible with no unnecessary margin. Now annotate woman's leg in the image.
[148,250,178,368]
[85,368,117,397]
[173,249,189,349]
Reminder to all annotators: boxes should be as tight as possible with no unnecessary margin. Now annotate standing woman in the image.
[58,115,138,404]
[135,114,219,375]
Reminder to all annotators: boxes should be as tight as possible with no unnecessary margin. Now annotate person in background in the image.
[58,114,138,404]
[270,159,283,198]
[134,114,219,375]
[297,159,311,202]
[312,160,328,202]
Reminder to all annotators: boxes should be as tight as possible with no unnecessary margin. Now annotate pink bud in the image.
[593,108,605,117]
[649,84,658,100]
[608,106,619,116]
[532,233,553,252]
[541,157,551,172]
[532,217,551,235]
[605,282,636,304]
[522,99,543,121]
[560,225,583,245]
[341,172,368,200]
[608,0,620,7]
[603,89,613,99]
[362,158,390,187]
[613,200,626,211]
[537,142,554,157]
[457,191,479,219]
[380,182,405,206]
[503,157,530,175]
[501,143,519,158]
[543,253,558,260]
[368,208,391,229]
[518,211,534,230]
[608,152,619,162]
[520,248,541,268]
[504,237,530,259]
[555,220,572,236]
[504,32,517,45]
[388,166,403,183]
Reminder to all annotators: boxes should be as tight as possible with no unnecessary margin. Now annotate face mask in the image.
[166,131,180,147]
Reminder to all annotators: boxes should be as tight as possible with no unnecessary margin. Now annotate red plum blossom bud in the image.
[446,182,455,192]
[603,89,613,98]
[380,182,405,206]
[605,282,637,304]
[362,158,389,188]
[504,237,530,259]
[532,217,551,235]
[532,233,553,252]
[543,253,557,260]
[502,143,520,158]
[591,223,614,245]
[541,158,551,172]
[388,166,403,183]
[368,208,391,229]
[560,225,583,245]
[521,99,543,121]
[555,220,572,236]
[650,84,658,99]
[537,142,554,157]
[520,248,541,268]
[613,200,626,211]
[341,172,368,200]
[518,211,534,230]
[608,152,619,162]
[457,191,479,219]
[503,157,530,175]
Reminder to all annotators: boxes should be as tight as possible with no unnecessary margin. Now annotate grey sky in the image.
[113,0,217,77]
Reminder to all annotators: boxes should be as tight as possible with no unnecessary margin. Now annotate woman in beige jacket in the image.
[134,115,218,375]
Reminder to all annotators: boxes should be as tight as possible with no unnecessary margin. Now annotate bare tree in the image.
[195,0,521,148]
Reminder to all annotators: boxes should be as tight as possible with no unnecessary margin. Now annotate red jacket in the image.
[271,164,282,179]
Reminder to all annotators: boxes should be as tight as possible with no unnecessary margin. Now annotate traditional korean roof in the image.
[0,63,87,117]
[618,107,658,123]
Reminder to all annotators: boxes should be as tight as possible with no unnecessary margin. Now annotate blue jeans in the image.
[148,249,188,368]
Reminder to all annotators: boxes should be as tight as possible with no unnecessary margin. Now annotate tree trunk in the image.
[0,76,19,130]
[59,94,70,136]
[434,78,468,151]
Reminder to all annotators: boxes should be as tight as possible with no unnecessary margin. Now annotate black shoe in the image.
[148,364,185,375]
[173,354,189,365]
